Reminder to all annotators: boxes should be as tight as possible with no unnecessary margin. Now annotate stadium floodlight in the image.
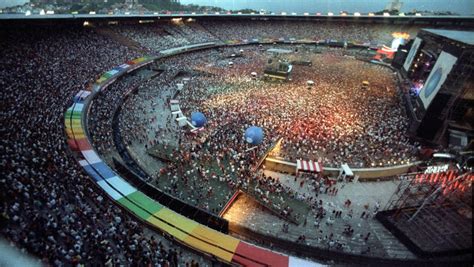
[368,12,375,16]
[304,12,309,16]
[328,12,334,16]
[415,13,422,16]
[383,12,390,16]
[354,12,361,16]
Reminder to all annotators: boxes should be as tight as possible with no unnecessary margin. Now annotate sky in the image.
[179,0,474,15]
[0,0,29,9]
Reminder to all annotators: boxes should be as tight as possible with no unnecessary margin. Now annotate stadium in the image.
[0,4,473,266]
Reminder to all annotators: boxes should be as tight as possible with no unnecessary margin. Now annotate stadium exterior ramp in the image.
[65,52,322,266]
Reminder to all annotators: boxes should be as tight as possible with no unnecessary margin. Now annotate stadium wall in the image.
[264,157,419,179]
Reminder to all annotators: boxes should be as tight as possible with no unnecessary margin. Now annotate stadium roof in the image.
[1,13,474,21]
[423,29,474,45]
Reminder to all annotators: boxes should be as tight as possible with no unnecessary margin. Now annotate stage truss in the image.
[378,167,473,256]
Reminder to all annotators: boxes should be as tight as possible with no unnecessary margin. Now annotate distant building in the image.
[384,0,403,12]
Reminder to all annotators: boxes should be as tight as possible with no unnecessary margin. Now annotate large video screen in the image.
[403,37,422,71]
[419,51,457,109]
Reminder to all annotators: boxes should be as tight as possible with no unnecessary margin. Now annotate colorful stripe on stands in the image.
[96,57,150,84]
[65,103,92,151]
[64,58,322,267]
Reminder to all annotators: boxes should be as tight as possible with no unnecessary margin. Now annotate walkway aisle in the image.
[223,170,415,258]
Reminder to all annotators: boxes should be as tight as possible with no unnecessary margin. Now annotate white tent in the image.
[341,163,354,176]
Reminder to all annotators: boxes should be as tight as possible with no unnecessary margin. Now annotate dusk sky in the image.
[180,0,474,15]
[0,0,29,9]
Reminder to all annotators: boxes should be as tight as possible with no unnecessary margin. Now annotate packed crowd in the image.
[112,22,219,53]
[0,26,204,266]
[112,20,421,54]
[173,46,419,168]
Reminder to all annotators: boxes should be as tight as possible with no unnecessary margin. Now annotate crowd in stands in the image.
[112,22,219,53]
[0,26,202,266]
[111,20,421,54]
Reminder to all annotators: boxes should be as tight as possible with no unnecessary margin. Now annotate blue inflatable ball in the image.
[191,112,207,127]
[245,126,264,145]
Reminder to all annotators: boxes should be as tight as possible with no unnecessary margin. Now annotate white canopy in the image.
[341,163,354,176]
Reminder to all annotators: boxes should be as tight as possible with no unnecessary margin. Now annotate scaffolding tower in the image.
[378,168,473,256]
